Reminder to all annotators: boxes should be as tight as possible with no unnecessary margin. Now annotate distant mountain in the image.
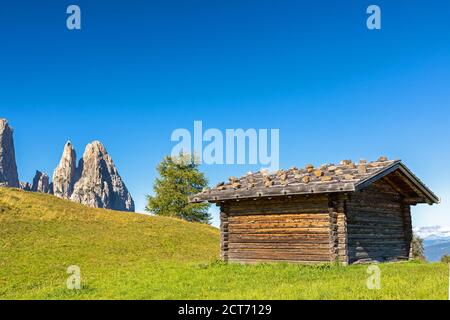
[424,242,450,262]
[414,226,450,261]
[0,118,135,212]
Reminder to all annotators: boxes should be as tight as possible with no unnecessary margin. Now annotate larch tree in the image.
[146,154,211,224]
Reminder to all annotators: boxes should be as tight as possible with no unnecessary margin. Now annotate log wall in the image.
[219,180,413,265]
[220,195,333,263]
[346,181,411,264]
[329,194,349,265]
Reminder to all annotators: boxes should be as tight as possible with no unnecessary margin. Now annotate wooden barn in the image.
[191,157,439,265]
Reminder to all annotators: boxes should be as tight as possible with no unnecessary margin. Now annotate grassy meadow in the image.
[0,188,448,300]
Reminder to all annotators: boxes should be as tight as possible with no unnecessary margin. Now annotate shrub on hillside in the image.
[411,233,426,261]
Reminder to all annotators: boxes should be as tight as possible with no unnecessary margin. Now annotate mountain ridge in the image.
[414,225,450,261]
[0,118,135,212]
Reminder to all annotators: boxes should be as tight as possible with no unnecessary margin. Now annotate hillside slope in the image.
[0,188,448,300]
[0,188,220,299]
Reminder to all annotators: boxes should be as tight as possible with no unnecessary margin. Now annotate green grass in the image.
[0,188,448,300]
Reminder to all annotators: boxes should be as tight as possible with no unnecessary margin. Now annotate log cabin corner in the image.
[190,157,439,265]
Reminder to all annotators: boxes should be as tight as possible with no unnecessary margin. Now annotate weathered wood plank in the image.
[227,232,330,239]
[228,252,331,261]
[227,258,330,264]
[228,221,330,228]
[229,227,332,235]
[228,213,330,221]
[228,242,332,249]
[345,181,410,264]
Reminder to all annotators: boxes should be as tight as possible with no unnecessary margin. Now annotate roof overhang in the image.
[355,161,439,205]
[190,160,440,205]
[190,182,356,203]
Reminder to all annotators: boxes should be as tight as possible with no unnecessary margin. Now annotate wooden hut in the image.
[191,157,439,264]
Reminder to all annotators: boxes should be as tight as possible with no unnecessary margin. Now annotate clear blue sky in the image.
[1,1,449,228]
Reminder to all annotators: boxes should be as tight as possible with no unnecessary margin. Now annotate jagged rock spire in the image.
[70,141,135,212]
[32,170,51,193]
[20,181,32,191]
[52,141,77,199]
[0,119,19,188]
[0,123,135,212]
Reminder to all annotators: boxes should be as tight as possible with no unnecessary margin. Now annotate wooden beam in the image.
[381,175,409,198]
[393,171,431,204]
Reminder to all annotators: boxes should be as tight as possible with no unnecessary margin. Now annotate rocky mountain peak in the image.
[0,119,19,188]
[88,140,107,154]
[52,141,77,199]
[70,141,135,212]
[32,170,51,193]
[0,119,135,212]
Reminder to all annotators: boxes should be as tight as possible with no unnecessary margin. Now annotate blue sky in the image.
[1,1,449,228]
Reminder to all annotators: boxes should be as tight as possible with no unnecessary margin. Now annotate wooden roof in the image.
[190,157,439,205]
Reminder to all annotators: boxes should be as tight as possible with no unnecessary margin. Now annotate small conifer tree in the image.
[146,154,211,223]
